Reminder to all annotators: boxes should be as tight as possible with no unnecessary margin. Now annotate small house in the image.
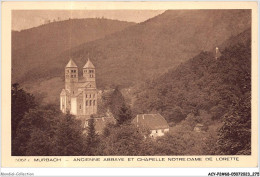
[132,114,169,138]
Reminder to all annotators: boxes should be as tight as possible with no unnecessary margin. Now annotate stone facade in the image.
[60,58,97,116]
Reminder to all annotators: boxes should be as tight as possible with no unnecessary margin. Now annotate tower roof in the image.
[83,58,95,69]
[66,59,78,68]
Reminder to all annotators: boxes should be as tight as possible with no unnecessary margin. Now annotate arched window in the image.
[86,100,88,106]
[89,100,92,106]
[79,104,81,109]
[93,100,96,106]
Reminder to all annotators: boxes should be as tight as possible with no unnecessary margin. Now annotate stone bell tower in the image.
[82,58,97,115]
[83,58,96,82]
[65,59,78,96]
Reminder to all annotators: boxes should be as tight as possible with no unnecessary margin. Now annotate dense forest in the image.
[133,28,251,121]
[12,27,251,156]
[132,28,251,155]
[12,83,217,156]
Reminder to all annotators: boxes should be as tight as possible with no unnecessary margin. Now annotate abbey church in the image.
[60,58,98,116]
[60,58,169,137]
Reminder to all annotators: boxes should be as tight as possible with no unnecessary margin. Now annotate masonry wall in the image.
[84,90,98,115]
[77,95,83,115]
[71,97,77,115]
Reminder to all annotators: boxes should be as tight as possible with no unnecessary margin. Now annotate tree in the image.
[116,103,132,125]
[13,105,61,156]
[163,106,186,123]
[84,117,100,155]
[11,83,37,155]
[52,113,84,156]
[109,87,126,119]
[25,128,54,156]
[217,93,251,155]
[153,133,186,155]
[102,124,145,155]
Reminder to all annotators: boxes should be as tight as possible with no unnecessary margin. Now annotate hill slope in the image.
[12,18,135,82]
[21,10,251,87]
[18,10,251,104]
[133,28,251,124]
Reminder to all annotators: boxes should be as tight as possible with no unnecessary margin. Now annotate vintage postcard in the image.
[1,1,259,168]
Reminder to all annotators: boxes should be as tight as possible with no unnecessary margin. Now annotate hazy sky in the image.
[12,10,165,31]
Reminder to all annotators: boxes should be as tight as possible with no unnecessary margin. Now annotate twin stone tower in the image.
[60,58,97,117]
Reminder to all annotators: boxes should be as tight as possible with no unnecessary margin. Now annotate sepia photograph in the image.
[1,1,258,170]
[11,8,252,156]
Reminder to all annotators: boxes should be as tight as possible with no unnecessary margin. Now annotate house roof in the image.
[83,59,95,68]
[66,59,78,68]
[132,114,169,130]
